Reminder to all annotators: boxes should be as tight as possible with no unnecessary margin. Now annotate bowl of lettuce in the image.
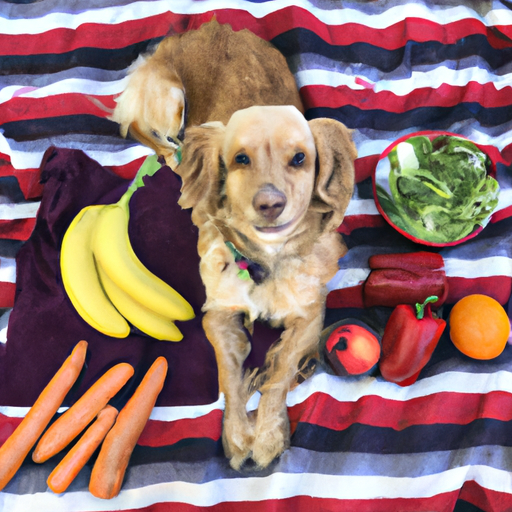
[373,131,500,246]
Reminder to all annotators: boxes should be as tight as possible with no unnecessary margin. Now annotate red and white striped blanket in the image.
[1,1,512,510]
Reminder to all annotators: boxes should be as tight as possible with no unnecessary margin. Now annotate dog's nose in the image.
[252,185,287,222]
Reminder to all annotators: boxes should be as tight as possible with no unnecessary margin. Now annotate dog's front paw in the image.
[251,417,290,469]
[222,415,255,470]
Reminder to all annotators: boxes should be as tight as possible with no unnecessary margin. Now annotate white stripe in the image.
[0,405,68,418]
[345,198,379,216]
[297,67,512,94]
[0,132,152,170]
[0,464,509,510]
[0,308,10,344]
[1,1,510,35]
[0,257,16,284]
[149,395,224,421]
[286,369,512,407]
[353,122,512,158]
[444,256,512,279]
[328,254,512,289]
[327,267,369,291]
[0,78,127,104]
[0,202,40,220]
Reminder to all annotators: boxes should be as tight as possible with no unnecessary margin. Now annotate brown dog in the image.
[111,20,303,164]
[175,105,356,470]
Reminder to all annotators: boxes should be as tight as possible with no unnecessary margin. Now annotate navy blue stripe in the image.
[4,29,510,77]
[0,239,24,259]
[0,39,161,75]
[273,29,512,72]
[129,438,223,466]
[291,418,512,454]
[6,106,511,145]
[454,500,486,512]
[307,104,512,132]
[1,115,121,141]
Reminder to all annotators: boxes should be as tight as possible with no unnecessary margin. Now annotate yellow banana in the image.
[91,198,195,322]
[97,265,184,341]
[60,205,130,338]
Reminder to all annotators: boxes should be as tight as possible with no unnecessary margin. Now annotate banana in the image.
[60,205,130,338]
[97,265,184,341]
[91,197,195,322]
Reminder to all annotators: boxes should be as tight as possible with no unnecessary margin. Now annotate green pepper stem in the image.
[415,295,439,320]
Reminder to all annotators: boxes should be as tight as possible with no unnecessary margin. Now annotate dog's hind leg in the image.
[202,309,255,470]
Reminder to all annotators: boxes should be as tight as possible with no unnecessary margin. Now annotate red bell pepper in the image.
[379,295,446,386]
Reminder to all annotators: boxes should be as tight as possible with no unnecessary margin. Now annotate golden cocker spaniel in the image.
[176,105,356,470]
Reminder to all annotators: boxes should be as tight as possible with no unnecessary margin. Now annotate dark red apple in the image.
[323,321,381,376]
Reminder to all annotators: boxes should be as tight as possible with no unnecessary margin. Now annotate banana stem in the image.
[118,155,162,209]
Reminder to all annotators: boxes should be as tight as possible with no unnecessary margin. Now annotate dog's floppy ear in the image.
[308,118,356,231]
[174,122,226,220]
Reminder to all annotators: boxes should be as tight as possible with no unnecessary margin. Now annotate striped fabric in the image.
[1,0,512,510]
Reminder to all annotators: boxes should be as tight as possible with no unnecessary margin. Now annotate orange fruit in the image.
[449,294,511,360]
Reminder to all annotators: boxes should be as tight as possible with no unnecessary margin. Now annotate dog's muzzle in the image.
[252,184,287,222]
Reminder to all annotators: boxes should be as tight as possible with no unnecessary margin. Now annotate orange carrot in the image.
[0,340,88,491]
[47,405,118,494]
[33,362,134,463]
[89,356,168,499]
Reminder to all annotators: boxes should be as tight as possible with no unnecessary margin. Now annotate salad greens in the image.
[376,135,500,244]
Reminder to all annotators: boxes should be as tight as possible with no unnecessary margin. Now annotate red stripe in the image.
[2,9,511,57]
[491,204,512,224]
[0,154,142,205]
[105,156,148,180]
[446,276,512,306]
[288,391,512,434]
[354,155,379,183]
[0,94,116,123]
[0,219,36,241]
[0,161,43,200]
[460,480,512,512]
[85,492,461,512]
[120,390,512,449]
[326,276,512,310]
[137,409,223,447]
[301,82,512,113]
[0,283,16,309]
[338,214,386,235]
[0,415,22,445]
[0,13,186,56]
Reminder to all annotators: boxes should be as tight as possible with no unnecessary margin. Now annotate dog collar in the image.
[225,241,266,284]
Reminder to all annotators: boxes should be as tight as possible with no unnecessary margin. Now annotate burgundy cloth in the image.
[0,148,278,407]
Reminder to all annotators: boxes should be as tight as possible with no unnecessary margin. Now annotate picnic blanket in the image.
[2,1,512,510]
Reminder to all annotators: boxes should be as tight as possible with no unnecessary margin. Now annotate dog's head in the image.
[176,105,356,242]
[111,55,186,162]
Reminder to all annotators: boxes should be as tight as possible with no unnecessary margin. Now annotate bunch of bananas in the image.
[60,156,195,341]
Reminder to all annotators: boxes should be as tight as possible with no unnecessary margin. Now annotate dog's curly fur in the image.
[111,20,303,164]
[176,105,356,470]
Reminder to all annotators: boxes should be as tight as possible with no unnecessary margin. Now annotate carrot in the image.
[0,340,88,491]
[89,356,168,499]
[33,362,134,463]
[47,405,118,494]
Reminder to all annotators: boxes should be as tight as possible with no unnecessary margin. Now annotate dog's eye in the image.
[290,152,305,167]
[151,130,160,140]
[166,136,178,145]
[235,153,250,165]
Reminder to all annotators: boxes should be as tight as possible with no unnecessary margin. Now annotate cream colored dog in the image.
[175,105,356,470]
[111,20,303,164]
